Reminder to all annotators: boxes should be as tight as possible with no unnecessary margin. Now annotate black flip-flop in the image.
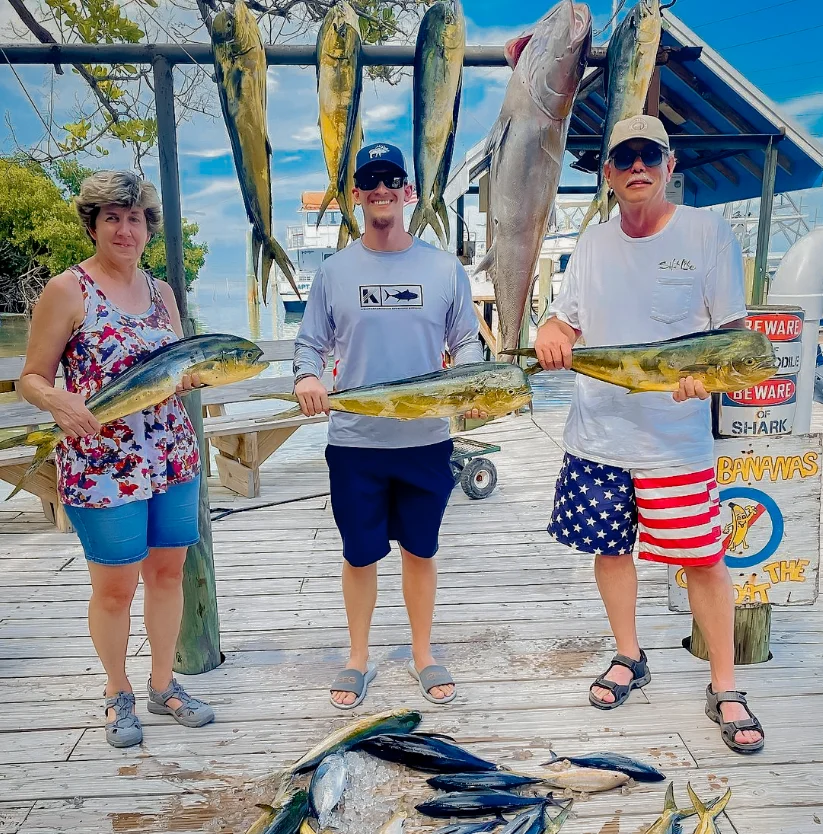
[589,649,651,710]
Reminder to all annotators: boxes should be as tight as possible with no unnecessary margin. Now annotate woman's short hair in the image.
[74,171,163,239]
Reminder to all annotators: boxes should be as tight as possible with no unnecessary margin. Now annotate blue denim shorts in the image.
[63,476,201,566]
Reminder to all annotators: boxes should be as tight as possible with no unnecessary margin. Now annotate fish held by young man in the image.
[504,329,778,394]
[0,334,268,500]
[254,362,534,422]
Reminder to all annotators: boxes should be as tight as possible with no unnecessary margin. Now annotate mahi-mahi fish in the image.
[686,784,731,834]
[475,0,591,355]
[253,362,534,422]
[211,0,299,302]
[642,783,698,834]
[0,334,267,500]
[504,329,778,394]
[409,0,465,248]
[316,1,363,249]
[579,0,661,232]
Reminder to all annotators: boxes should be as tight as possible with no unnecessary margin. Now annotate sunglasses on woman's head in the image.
[609,142,666,171]
[354,171,407,191]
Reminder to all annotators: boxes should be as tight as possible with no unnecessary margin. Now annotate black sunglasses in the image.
[609,143,666,171]
[354,171,407,191]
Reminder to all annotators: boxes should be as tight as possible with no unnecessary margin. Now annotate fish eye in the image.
[744,358,755,365]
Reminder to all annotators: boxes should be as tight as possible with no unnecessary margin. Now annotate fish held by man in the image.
[0,334,268,500]
[356,732,502,773]
[211,0,299,301]
[252,362,534,422]
[409,0,465,248]
[475,0,591,355]
[641,783,698,834]
[316,1,363,249]
[686,783,731,834]
[543,751,665,782]
[504,329,778,394]
[579,0,662,232]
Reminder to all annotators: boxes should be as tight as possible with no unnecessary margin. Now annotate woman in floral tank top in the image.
[19,171,214,747]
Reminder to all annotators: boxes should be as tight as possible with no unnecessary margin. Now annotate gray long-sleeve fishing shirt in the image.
[293,237,484,448]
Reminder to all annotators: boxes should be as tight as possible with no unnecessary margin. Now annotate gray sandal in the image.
[407,660,456,705]
[705,686,765,754]
[329,661,377,710]
[105,691,143,748]
[589,649,651,710]
[147,677,215,728]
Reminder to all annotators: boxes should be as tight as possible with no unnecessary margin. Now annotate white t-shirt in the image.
[550,205,747,469]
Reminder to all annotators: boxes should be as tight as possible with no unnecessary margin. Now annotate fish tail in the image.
[266,235,299,301]
[317,183,337,228]
[261,243,274,306]
[710,788,732,817]
[579,188,603,234]
[685,783,707,816]
[435,197,450,245]
[5,430,60,501]
[408,201,424,237]
[411,200,447,248]
[337,221,350,251]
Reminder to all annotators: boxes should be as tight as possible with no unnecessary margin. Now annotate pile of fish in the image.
[239,707,732,834]
[0,333,268,500]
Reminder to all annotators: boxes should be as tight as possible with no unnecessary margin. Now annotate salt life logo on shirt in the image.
[360,285,423,309]
[658,258,696,271]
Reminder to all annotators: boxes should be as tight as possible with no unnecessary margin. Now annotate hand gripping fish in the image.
[211,0,299,302]
[475,1,591,355]
[252,363,534,422]
[0,335,268,501]
[316,1,363,249]
[504,329,778,394]
[579,0,661,232]
[409,0,465,248]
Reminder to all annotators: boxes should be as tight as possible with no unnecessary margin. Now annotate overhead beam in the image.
[0,41,701,69]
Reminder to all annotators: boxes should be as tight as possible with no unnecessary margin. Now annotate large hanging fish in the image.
[579,0,661,232]
[409,0,465,248]
[475,0,591,356]
[211,0,299,302]
[316,1,363,250]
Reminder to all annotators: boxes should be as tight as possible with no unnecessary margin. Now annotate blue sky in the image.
[2,0,822,288]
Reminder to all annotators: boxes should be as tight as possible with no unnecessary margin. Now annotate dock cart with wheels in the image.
[450,436,501,500]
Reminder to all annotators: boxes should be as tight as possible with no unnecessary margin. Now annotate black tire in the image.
[460,458,497,500]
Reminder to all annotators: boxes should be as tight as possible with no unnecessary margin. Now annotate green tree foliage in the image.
[0,157,207,312]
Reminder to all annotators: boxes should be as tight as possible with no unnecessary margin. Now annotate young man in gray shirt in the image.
[293,142,484,708]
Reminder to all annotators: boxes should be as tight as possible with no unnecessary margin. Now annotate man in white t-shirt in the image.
[535,115,764,754]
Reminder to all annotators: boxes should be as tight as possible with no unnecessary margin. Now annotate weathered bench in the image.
[0,339,328,527]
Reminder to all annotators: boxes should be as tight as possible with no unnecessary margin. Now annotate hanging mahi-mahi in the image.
[409,0,465,248]
[211,0,299,302]
[316,1,363,250]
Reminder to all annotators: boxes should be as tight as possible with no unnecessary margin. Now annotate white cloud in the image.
[279,154,302,164]
[363,102,405,127]
[291,124,321,144]
[182,146,231,159]
[778,91,823,118]
[184,177,240,202]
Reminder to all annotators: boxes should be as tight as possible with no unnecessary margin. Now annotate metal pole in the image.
[456,194,465,259]
[152,55,222,675]
[752,138,779,306]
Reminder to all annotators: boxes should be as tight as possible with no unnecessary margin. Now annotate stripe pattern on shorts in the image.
[634,466,723,567]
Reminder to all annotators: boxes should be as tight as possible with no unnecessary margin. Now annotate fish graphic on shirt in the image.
[385,289,419,302]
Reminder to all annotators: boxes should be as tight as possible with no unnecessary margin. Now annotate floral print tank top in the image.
[56,265,200,508]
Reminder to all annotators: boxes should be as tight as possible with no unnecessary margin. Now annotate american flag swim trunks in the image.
[549,453,724,567]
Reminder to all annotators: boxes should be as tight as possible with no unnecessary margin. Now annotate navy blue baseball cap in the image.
[354,142,408,178]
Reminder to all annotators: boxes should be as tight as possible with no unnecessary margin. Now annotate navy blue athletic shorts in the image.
[325,440,455,567]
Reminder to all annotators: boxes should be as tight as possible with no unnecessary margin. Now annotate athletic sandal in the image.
[407,660,457,705]
[105,691,143,748]
[705,686,765,754]
[329,661,377,711]
[589,649,651,710]
[147,677,215,728]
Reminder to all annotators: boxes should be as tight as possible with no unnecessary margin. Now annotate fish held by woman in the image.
[253,362,534,422]
[0,334,268,499]
[409,0,465,247]
[504,329,777,394]
[316,1,363,249]
[211,0,299,301]
[579,0,662,232]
